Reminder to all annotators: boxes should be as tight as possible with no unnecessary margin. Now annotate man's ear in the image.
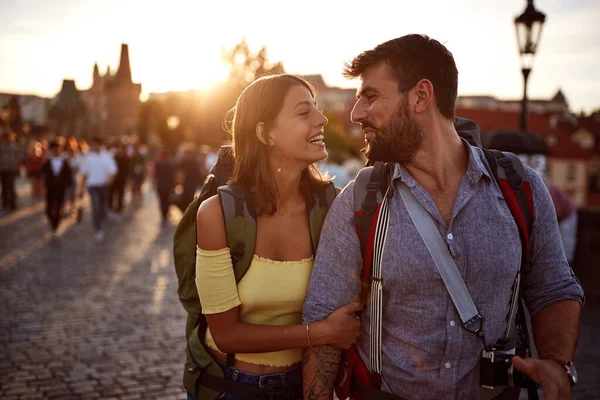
[413,79,434,114]
[255,122,271,145]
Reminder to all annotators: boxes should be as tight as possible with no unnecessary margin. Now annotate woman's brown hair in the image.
[226,74,327,216]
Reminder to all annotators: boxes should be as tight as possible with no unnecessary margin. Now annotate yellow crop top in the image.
[195,247,313,367]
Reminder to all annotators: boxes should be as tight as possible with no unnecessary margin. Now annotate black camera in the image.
[480,338,535,389]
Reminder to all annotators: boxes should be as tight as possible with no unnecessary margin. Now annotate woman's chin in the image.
[311,148,328,164]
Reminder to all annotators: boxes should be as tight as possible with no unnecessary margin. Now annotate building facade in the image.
[81,43,142,139]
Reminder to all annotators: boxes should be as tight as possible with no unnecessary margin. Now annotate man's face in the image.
[350,62,423,163]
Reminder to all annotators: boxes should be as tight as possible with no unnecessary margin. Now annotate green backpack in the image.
[173,145,337,399]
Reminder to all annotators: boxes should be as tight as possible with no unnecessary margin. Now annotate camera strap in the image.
[398,183,485,343]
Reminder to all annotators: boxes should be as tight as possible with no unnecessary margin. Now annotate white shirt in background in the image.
[50,157,64,176]
[80,151,117,187]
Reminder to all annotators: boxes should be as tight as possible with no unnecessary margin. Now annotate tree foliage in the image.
[322,111,362,164]
[139,38,287,149]
[221,38,285,92]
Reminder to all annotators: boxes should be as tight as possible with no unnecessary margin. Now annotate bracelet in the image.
[306,323,313,348]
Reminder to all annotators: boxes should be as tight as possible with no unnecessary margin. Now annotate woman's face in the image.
[265,85,329,167]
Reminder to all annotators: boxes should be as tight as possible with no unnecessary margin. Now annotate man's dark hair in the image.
[48,140,61,152]
[343,34,458,119]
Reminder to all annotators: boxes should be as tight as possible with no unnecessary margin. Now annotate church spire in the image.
[115,43,133,84]
[93,62,101,85]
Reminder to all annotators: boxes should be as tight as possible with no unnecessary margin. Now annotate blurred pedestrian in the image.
[26,140,46,198]
[175,144,206,212]
[41,139,72,236]
[109,144,130,214]
[0,132,20,211]
[520,154,579,264]
[80,137,117,241]
[63,137,81,216]
[129,144,146,207]
[154,147,176,221]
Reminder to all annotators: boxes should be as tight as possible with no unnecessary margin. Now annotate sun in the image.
[138,48,230,93]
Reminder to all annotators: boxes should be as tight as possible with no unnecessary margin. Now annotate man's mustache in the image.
[360,121,376,130]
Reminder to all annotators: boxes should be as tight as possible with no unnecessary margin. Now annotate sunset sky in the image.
[1,0,599,112]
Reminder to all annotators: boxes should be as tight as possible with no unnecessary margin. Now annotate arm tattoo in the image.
[303,346,341,400]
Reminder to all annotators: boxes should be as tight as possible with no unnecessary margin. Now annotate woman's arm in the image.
[196,196,360,354]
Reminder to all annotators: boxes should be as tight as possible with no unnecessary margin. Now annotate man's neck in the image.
[403,122,469,192]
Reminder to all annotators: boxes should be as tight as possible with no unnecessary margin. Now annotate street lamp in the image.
[514,0,546,132]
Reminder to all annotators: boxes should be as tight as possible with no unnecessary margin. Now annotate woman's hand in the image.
[316,302,362,349]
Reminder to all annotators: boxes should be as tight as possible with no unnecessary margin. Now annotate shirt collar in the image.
[389,140,493,186]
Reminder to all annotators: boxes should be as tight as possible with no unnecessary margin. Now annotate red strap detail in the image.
[355,205,381,282]
[497,179,530,258]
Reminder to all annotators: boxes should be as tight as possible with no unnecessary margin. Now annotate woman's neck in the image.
[271,159,307,214]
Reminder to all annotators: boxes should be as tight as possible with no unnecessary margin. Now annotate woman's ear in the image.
[255,122,272,146]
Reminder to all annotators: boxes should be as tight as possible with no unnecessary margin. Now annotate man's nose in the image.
[350,101,367,124]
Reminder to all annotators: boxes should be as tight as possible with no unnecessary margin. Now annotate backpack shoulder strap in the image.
[481,149,539,400]
[353,162,391,301]
[308,181,337,253]
[216,184,257,283]
[482,149,533,263]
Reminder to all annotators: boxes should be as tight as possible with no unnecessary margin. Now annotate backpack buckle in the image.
[498,157,523,189]
[363,182,380,215]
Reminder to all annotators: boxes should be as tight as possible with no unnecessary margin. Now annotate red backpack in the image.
[335,148,534,400]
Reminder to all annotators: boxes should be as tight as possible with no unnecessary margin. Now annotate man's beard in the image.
[365,99,423,163]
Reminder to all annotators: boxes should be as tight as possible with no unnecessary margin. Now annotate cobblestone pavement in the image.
[1,181,598,399]
[1,185,188,399]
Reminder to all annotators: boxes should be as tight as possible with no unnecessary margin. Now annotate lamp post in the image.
[514,0,546,132]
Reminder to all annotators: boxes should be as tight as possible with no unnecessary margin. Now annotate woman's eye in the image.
[299,111,309,116]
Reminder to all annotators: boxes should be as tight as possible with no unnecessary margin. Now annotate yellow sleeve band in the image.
[195,246,242,314]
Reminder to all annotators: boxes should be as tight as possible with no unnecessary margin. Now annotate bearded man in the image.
[302,34,584,400]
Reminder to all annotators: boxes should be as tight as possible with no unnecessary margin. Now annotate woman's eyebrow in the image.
[293,100,317,110]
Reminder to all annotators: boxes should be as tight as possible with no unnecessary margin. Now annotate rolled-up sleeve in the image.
[302,182,362,324]
[195,246,242,314]
[521,167,585,318]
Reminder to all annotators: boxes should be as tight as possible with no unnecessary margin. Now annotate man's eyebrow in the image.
[356,86,380,99]
[294,100,317,110]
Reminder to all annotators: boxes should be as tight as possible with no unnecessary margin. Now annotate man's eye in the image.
[299,111,309,116]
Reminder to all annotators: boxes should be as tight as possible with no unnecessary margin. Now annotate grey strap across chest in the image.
[398,183,481,329]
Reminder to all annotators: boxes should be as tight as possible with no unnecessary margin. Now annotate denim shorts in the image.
[187,362,302,400]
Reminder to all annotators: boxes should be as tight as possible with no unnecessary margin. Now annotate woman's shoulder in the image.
[196,194,228,250]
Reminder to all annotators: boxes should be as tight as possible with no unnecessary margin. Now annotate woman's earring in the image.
[276,167,282,172]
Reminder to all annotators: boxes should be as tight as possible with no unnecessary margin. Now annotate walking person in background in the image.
[63,137,81,217]
[109,144,130,214]
[153,147,175,222]
[26,140,46,199]
[41,139,72,236]
[129,143,146,207]
[80,137,117,241]
[0,132,20,211]
[520,153,579,264]
[176,144,206,212]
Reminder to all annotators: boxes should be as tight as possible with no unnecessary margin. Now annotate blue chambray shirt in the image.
[302,144,584,400]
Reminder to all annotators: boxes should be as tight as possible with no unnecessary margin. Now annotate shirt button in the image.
[445,362,451,369]
[447,233,454,240]
[450,320,456,327]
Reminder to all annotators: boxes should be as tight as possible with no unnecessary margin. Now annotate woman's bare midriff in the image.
[208,348,300,374]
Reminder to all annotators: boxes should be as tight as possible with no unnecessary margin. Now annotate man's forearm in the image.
[532,299,581,361]
[303,346,341,400]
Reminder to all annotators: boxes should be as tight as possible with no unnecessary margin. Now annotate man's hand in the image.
[513,356,571,400]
